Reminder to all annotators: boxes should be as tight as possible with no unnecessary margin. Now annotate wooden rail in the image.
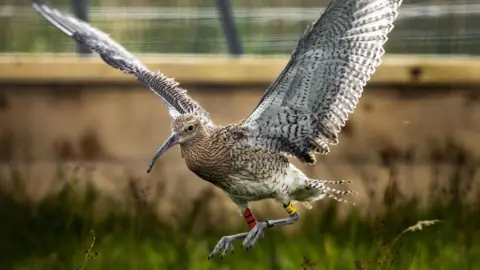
[0,53,479,85]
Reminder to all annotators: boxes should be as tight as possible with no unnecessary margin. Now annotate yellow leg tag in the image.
[284,201,297,216]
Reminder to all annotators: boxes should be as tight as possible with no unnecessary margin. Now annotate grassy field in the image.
[1,160,479,270]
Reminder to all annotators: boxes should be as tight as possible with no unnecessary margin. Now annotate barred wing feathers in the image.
[31,0,211,122]
[242,0,402,164]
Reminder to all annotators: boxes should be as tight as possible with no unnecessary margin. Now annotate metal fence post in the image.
[70,0,92,55]
[215,0,243,56]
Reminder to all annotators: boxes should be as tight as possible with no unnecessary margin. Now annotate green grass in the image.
[1,164,479,270]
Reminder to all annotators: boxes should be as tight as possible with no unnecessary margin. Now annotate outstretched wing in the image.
[241,0,402,164]
[31,0,211,122]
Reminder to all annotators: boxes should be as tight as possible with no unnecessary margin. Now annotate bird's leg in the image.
[208,202,300,258]
[241,201,300,250]
[207,207,259,259]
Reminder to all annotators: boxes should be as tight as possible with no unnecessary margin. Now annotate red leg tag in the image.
[243,208,257,229]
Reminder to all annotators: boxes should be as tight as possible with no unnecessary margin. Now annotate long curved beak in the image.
[146,132,180,173]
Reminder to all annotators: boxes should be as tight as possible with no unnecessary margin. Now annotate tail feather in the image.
[298,179,358,205]
[325,193,357,206]
[321,179,353,185]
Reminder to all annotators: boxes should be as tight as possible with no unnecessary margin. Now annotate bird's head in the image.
[146,114,207,173]
[171,114,206,144]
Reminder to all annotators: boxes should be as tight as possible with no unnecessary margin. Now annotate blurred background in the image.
[0,0,479,269]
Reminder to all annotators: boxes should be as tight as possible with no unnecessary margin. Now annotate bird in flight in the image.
[31,0,402,259]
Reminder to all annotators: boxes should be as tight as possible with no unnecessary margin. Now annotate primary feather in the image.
[242,0,402,164]
[30,0,212,124]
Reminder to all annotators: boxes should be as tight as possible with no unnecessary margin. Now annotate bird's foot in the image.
[208,232,247,260]
[241,221,269,250]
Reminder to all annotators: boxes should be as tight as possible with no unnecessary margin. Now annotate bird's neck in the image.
[179,132,216,181]
[179,133,209,158]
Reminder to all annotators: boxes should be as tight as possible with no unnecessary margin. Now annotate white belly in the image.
[224,164,309,202]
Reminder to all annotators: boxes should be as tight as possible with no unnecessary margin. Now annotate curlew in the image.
[31,0,403,259]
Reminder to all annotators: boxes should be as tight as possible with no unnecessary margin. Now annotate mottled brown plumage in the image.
[173,114,290,200]
[31,0,403,260]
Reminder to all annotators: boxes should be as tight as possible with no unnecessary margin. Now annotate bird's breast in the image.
[182,145,233,185]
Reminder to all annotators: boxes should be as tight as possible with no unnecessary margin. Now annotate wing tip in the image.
[30,0,78,37]
[31,0,48,10]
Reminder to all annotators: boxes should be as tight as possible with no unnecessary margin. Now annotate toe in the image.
[248,228,264,249]
[208,237,226,259]
[242,223,266,249]
[210,235,239,259]
[208,248,219,260]
[242,228,256,248]
[220,247,228,258]
[220,240,232,259]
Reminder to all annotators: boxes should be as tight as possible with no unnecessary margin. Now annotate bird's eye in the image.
[186,125,194,132]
